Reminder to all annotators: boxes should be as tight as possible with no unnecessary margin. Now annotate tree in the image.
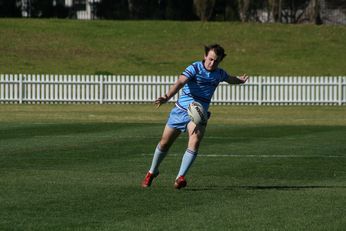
[165,0,196,20]
[193,0,216,21]
[97,0,129,19]
[17,0,69,18]
[0,0,21,17]
[237,0,250,21]
[268,0,282,22]
[224,0,240,21]
[291,0,322,24]
[305,0,322,24]
[127,0,160,19]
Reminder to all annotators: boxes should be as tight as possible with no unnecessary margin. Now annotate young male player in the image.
[142,44,248,189]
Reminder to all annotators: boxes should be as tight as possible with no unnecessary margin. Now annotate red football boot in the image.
[141,171,159,188]
[174,176,187,189]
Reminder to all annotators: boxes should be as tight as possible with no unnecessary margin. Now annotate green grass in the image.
[0,19,346,76]
[0,105,346,230]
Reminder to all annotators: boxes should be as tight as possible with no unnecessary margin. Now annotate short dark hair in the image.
[204,44,227,61]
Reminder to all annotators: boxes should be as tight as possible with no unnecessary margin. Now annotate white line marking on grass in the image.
[33,135,159,138]
[199,154,346,158]
[32,135,310,140]
[141,154,346,158]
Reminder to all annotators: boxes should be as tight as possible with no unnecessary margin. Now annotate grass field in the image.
[0,104,346,230]
[1,19,346,76]
[1,17,346,230]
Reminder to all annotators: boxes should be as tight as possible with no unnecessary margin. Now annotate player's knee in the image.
[158,141,170,152]
[188,138,202,150]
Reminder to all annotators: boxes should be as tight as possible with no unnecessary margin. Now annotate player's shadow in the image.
[186,185,346,191]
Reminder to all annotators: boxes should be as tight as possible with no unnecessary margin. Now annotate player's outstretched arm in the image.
[225,74,248,84]
[155,75,189,108]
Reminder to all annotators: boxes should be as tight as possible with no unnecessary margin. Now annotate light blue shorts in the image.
[166,106,191,132]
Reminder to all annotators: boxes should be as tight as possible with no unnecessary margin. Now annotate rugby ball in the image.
[187,102,208,125]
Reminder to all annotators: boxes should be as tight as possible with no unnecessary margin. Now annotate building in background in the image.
[66,0,100,19]
[19,0,99,19]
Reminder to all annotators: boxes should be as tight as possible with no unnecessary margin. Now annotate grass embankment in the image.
[0,19,345,76]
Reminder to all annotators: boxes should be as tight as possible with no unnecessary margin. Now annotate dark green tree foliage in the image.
[1,0,345,24]
[0,0,21,17]
[97,0,129,19]
[24,0,69,18]
[213,0,240,21]
[127,0,160,19]
[193,0,216,21]
[165,0,197,20]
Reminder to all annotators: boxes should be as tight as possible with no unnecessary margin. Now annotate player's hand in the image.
[154,94,169,108]
[238,74,248,83]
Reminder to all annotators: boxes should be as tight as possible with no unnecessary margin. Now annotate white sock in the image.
[177,149,197,179]
[149,144,168,174]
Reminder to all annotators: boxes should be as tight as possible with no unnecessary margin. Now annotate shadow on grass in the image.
[186,185,346,191]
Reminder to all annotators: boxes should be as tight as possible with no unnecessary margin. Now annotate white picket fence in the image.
[0,74,345,105]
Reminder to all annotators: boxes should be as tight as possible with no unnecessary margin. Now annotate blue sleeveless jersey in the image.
[176,61,229,111]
